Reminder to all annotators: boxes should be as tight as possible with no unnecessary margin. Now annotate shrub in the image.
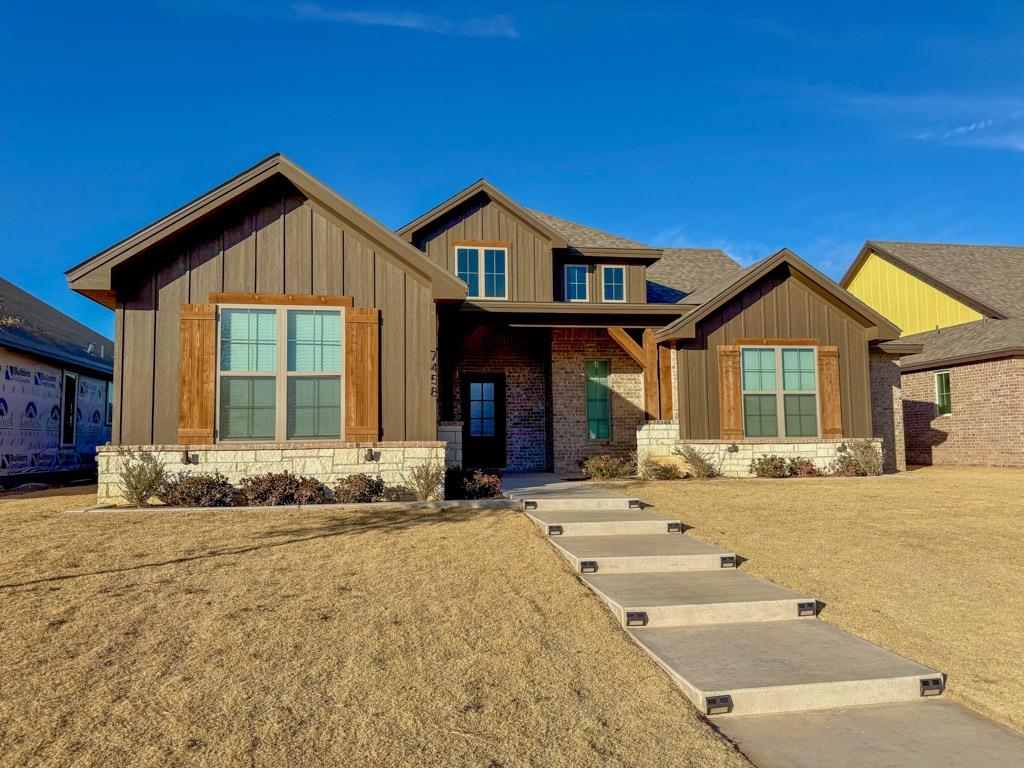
[158,472,235,507]
[827,454,864,477]
[787,457,824,478]
[847,439,884,476]
[444,466,503,499]
[237,471,327,506]
[403,460,446,501]
[294,475,332,505]
[579,454,634,480]
[672,444,721,479]
[637,453,683,480]
[116,448,167,507]
[332,473,389,504]
[749,454,789,478]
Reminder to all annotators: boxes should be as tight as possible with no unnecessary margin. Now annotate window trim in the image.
[455,245,509,300]
[214,303,346,442]
[739,345,820,438]
[60,370,78,447]
[600,265,627,303]
[105,380,114,427]
[585,358,611,441]
[934,370,952,416]
[564,264,590,302]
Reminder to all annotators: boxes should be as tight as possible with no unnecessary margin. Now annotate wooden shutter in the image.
[818,346,843,437]
[177,303,216,445]
[717,345,743,440]
[345,308,380,442]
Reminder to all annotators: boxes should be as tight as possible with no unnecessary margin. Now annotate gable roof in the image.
[66,154,466,307]
[896,317,1024,372]
[656,248,902,343]
[396,179,569,248]
[646,248,742,303]
[842,241,1024,319]
[526,209,651,250]
[0,277,113,375]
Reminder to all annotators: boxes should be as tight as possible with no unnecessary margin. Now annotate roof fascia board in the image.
[565,246,665,261]
[900,347,1024,372]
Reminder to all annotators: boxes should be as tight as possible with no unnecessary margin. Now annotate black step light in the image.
[547,525,564,536]
[667,521,682,533]
[580,560,599,574]
[625,611,648,627]
[920,678,944,697]
[720,555,736,568]
[797,601,817,617]
[705,695,733,715]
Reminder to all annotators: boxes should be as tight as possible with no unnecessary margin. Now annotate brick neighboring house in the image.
[843,242,1024,468]
[66,155,914,502]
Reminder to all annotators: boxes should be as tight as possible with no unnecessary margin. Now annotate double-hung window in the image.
[585,359,611,439]
[935,371,952,415]
[456,246,507,299]
[741,346,819,438]
[217,306,343,441]
[601,266,625,302]
[564,264,589,301]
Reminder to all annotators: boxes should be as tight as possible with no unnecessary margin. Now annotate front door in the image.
[462,373,506,469]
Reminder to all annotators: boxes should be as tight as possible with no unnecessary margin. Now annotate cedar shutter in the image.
[818,346,842,437]
[717,345,743,440]
[345,307,380,442]
[177,303,216,445]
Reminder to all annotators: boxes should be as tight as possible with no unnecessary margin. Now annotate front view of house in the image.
[66,155,915,502]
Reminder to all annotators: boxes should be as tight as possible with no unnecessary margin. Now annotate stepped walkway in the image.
[504,474,1024,767]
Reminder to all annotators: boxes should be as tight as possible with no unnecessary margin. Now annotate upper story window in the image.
[457,246,507,299]
[935,371,952,415]
[741,346,818,438]
[217,306,343,441]
[602,266,625,302]
[564,264,589,302]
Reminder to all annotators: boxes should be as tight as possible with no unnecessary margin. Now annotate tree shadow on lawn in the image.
[0,505,507,590]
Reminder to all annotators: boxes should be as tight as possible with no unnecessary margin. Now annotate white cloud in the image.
[293,3,518,38]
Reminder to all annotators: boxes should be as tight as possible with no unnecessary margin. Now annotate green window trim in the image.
[585,359,611,440]
[740,346,819,438]
[935,371,952,416]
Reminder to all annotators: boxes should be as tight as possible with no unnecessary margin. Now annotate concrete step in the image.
[716,700,1024,767]
[550,534,736,574]
[518,496,641,511]
[525,508,683,537]
[628,620,943,716]
[583,570,816,627]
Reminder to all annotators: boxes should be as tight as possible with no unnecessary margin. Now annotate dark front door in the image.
[462,373,506,469]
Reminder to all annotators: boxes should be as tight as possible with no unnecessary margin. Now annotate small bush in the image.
[332,473,389,504]
[787,457,824,478]
[847,439,884,476]
[294,476,332,505]
[158,472,235,507]
[637,453,683,480]
[116,448,167,507]
[579,454,634,480]
[828,454,864,477]
[404,460,446,501]
[444,466,504,499]
[672,444,721,479]
[237,471,325,506]
[749,454,789,478]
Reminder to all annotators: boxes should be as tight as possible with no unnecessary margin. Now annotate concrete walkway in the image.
[512,474,1024,767]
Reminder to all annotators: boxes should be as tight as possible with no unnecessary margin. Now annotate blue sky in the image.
[4,1,1024,338]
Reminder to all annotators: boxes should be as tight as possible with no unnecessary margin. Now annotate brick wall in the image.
[869,351,906,472]
[902,356,1024,467]
[551,328,646,473]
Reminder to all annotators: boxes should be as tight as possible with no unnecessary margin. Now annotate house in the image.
[0,277,113,486]
[66,155,913,503]
[843,241,1024,467]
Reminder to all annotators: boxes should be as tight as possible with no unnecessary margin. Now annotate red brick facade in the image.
[901,356,1024,467]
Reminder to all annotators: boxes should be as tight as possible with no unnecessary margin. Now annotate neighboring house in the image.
[843,241,1024,468]
[66,155,912,503]
[0,277,113,486]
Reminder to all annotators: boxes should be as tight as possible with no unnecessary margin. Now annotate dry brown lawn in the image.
[609,465,1024,734]
[0,487,749,768]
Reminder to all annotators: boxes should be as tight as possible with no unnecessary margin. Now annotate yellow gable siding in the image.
[846,252,983,335]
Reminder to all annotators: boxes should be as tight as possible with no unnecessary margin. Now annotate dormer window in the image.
[564,264,589,302]
[457,246,508,299]
[601,266,625,302]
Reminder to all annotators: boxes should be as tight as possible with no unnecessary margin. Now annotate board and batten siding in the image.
[111,179,436,445]
[676,269,873,440]
[414,196,554,302]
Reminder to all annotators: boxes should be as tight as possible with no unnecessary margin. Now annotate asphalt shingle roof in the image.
[646,248,742,303]
[527,209,652,249]
[897,317,1024,371]
[0,277,113,374]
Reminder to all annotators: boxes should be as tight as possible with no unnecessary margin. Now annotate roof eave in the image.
[899,347,1024,372]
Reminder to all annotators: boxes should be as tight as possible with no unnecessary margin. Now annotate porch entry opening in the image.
[461,372,506,469]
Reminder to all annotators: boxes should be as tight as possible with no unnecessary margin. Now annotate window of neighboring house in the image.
[105,380,114,426]
[741,346,818,438]
[564,264,589,301]
[217,306,343,441]
[935,371,952,415]
[61,371,77,446]
[601,266,626,302]
[456,246,507,299]
[585,359,611,439]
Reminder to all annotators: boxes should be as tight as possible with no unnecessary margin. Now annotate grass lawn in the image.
[0,487,749,768]
[609,465,1024,734]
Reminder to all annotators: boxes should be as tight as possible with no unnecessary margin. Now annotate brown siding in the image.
[111,179,436,445]
[416,196,554,302]
[677,268,874,439]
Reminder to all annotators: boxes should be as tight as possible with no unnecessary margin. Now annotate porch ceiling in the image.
[458,300,689,329]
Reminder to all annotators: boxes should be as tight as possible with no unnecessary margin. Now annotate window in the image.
[586,359,610,439]
[456,246,507,299]
[741,346,818,438]
[602,266,626,302]
[217,306,344,441]
[61,371,77,446]
[935,371,952,415]
[564,264,589,301]
[105,380,114,426]
[468,381,496,437]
